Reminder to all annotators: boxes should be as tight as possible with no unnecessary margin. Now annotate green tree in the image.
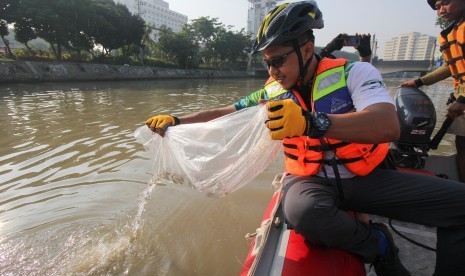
[141,24,156,52]
[186,17,222,66]
[0,21,10,54]
[67,31,95,59]
[11,0,144,61]
[86,1,121,57]
[0,0,20,55]
[189,16,221,45]
[90,1,138,58]
[181,17,252,69]
[14,0,92,60]
[120,8,145,57]
[13,17,36,51]
[65,1,98,57]
[158,25,199,68]
[0,0,20,19]
[210,27,251,69]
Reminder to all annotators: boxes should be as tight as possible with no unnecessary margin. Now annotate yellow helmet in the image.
[252,0,324,53]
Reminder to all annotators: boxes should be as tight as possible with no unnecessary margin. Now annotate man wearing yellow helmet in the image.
[401,0,465,183]
[146,1,465,275]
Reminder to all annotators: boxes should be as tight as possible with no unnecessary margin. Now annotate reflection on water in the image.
[0,77,456,275]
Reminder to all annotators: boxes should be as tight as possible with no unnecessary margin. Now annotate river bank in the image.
[0,60,433,84]
[0,61,251,84]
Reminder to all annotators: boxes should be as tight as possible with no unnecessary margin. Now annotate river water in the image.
[0,77,455,275]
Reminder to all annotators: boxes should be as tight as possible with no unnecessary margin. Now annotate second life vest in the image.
[439,19,465,91]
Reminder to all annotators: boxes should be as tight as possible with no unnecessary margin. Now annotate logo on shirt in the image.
[361,80,385,90]
[331,97,352,113]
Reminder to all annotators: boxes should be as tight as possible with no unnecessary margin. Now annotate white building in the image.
[247,0,278,40]
[383,32,436,61]
[115,0,188,39]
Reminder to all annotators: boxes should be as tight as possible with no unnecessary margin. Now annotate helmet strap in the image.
[292,39,314,91]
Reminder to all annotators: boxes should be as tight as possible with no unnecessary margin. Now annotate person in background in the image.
[400,0,465,183]
[146,1,465,275]
[319,33,372,62]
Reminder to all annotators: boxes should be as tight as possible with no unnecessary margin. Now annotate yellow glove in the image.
[266,99,307,140]
[145,115,180,136]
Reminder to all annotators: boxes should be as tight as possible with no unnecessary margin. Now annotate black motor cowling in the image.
[395,86,436,147]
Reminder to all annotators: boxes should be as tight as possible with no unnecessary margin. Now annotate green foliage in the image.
[14,17,36,50]
[143,57,177,68]
[0,56,14,61]
[0,21,12,55]
[189,16,221,44]
[0,20,6,37]
[0,0,19,56]
[156,16,252,69]
[90,2,144,57]
[5,0,145,61]
[158,26,199,68]
[209,28,251,69]
[13,48,26,57]
[2,1,252,69]
[0,0,19,22]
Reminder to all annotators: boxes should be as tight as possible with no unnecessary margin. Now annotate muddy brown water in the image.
[0,77,455,275]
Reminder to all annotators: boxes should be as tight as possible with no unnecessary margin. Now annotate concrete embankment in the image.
[0,61,251,83]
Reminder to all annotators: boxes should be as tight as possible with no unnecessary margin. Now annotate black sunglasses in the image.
[262,48,296,69]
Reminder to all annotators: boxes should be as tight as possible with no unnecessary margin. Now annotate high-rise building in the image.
[115,0,188,39]
[247,0,278,40]
[383,32,436,61]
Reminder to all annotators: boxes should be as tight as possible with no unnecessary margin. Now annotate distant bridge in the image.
[372,60,433,78]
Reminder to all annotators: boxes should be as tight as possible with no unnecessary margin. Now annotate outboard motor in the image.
[395,86,436,146]
[392,86,436,168]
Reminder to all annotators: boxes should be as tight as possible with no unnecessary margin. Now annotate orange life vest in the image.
[438,19,465,87]
[266,58,389,177]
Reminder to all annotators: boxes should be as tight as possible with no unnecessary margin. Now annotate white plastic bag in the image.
[134,105,281,197]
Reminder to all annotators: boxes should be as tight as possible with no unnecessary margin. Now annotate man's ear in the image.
[303,42,314,58]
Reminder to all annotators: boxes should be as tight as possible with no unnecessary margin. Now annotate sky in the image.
[166,0,441,58]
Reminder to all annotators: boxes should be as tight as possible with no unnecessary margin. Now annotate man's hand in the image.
[321,33,346,55]
[266,99,307,140]
[355,33,372,57]
[447,101,465,119]
[145,115,180,136]
[355,212,370,224]
[399,80,417,87]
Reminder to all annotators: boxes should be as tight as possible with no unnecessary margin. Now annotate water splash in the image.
[130,177,159,242]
